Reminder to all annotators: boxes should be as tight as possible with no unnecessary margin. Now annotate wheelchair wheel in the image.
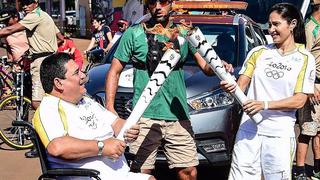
[0,95,34,149]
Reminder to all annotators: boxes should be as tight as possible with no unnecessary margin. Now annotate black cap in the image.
[0,7,18,22]
[19,0,37,6]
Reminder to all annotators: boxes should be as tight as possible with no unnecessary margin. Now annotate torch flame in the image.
[142,23,180,42]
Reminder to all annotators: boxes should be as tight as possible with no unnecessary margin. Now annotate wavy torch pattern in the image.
[186,27,263,123]
[117,49,181,140]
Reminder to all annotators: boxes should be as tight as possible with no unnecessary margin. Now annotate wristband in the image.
[264,101,268,110]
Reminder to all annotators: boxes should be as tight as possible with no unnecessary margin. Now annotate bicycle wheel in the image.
[0,95,34,149]
[0,78,3,98]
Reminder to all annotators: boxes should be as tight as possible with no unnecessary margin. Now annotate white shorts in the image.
[228,130,296,180]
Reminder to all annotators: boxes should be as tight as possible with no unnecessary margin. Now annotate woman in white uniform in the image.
[221,3,316,180]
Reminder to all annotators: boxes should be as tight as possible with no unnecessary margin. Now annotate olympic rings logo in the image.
[264,68,284,79]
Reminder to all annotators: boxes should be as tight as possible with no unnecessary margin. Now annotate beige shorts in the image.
[311,105,320,132]
[129,117,199,170]
[297,100,320,136]
[30,56,46,101]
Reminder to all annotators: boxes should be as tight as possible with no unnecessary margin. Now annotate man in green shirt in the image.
[105,0,232,179]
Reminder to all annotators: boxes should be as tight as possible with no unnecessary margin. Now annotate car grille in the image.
[115,92,133,119]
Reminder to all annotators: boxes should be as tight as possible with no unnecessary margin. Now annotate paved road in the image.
[0,38,316,179]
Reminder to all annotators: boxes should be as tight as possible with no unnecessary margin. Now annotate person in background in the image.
[0,0,64,158]
[84,14,112,54]
[57,34,84,70]
[105,19,129,52]
[0,7,30,98]
[0,0,64,108]
[35,52,155,180]
[221,3,315,180]
[294,0,320,179]
[105,0,233,179]
[0,7,28,63]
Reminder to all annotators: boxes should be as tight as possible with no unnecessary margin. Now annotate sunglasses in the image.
[20,0,36,6]
[147,0,171,7]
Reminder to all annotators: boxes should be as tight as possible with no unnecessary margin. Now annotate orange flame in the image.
[142,23,180,42]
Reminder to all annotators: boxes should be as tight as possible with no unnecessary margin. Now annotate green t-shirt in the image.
[114,23,196,121]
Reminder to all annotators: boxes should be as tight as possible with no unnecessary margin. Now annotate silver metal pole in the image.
[60,0,66,29]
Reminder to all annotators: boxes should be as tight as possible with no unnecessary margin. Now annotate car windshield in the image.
[185,23,238,66]
[105,23,239,66]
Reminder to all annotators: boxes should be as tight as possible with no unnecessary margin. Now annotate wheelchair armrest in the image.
[47,168,100,178]
[124,151,136,161]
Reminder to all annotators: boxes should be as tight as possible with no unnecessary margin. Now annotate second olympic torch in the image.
[186,27,263,123]
[117,48,181,140]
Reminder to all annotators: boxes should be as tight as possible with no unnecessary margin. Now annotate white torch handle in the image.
[186,28,262,123]
[117,49,181,140]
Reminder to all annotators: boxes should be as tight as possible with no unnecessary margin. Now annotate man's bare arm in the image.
[193,52,214,76]
[0,23,25,38]
[193,52,234,76]
[105,58,126,114]
[47,136,126,160]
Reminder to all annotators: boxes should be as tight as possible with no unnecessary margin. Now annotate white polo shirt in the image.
[239,44,315,137]
[33,95,150,180]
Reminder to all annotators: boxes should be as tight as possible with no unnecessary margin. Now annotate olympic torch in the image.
[117,48,181,140]
[186,27,263,123]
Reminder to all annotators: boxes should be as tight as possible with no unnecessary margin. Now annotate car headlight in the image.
[188,89,234,112]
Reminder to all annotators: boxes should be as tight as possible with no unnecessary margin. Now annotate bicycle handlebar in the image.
[0,54,32,70]
[12,120,33,129]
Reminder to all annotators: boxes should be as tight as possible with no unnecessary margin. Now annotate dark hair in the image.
[145,0,172,5]
[91,14,105,24]
[0,7,20,24]
[312,4,320,12]
[19,0,37,6]
[40,53,71,93]
[117,18,128,26]
[268,3,306,44]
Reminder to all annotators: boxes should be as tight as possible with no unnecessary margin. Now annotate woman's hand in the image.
[242,100,264,115]
[220,80,236,93]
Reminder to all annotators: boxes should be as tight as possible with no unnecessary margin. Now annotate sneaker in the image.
[311,171,320,180]
[25,148,38,158]
[294,172,308,180]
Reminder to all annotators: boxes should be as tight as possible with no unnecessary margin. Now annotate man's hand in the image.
[123,124,140,143]
[103,138,126,160]
[106,105,118,117]
[310,84,320,105]
[222,60,234,73]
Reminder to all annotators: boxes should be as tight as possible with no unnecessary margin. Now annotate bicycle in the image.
[0,55,34,149]
[0,56,15,98]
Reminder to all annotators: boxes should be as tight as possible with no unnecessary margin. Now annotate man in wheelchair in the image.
[34,52,155,180]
